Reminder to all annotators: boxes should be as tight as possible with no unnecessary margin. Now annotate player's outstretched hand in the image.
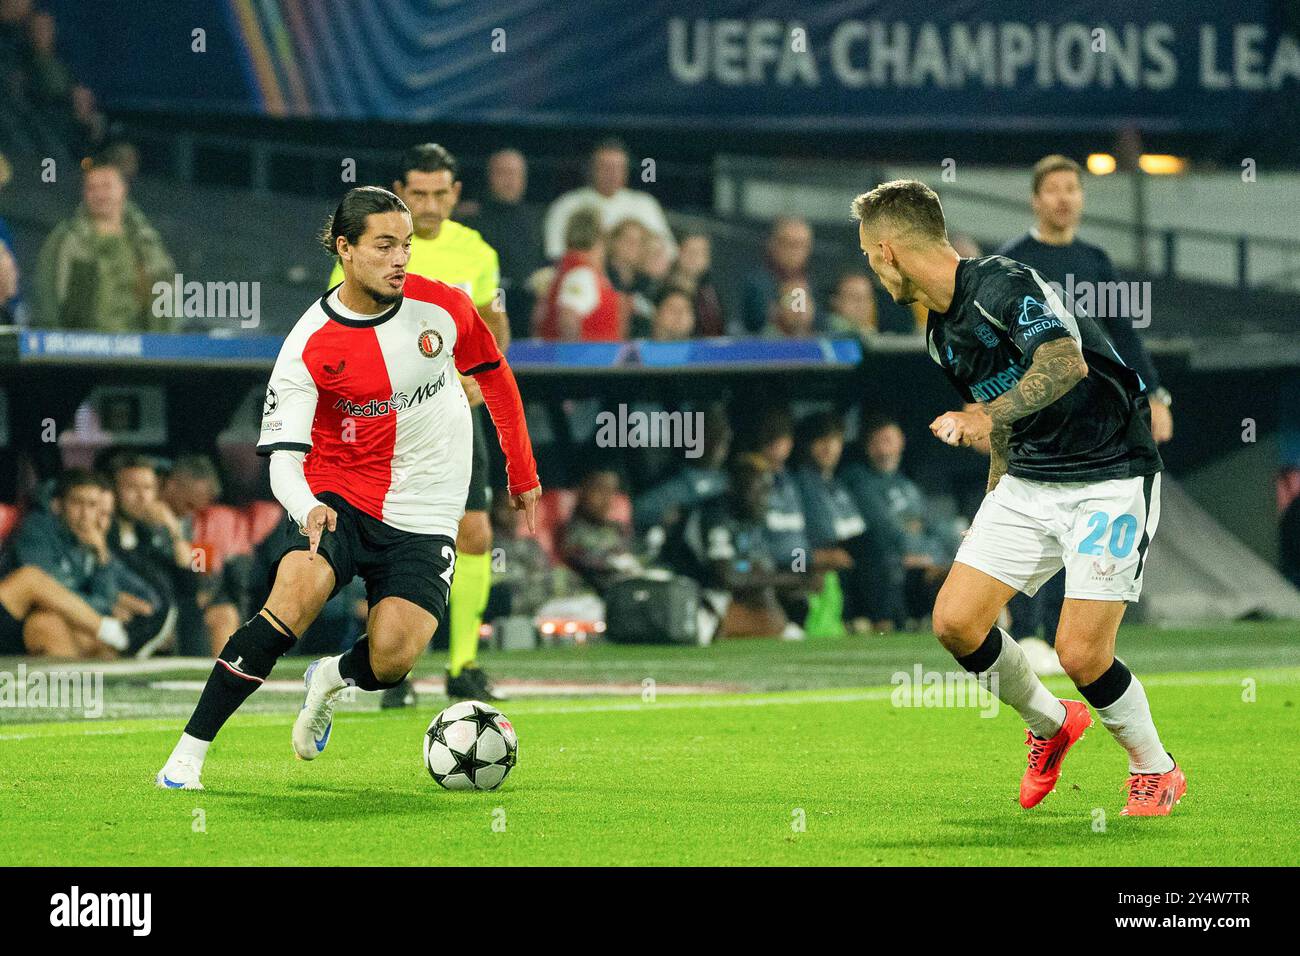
[929,409,991,448]
[302,504,338,558]
[511,486,542,533]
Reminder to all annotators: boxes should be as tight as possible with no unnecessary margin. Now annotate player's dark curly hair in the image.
[320,186,410,256]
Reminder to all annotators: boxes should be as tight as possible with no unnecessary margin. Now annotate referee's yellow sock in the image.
[448,550,491,677]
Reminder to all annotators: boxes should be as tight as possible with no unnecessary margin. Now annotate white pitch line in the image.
[145,679,741,697]
[0,690,888,740]
[0,670,1294,741]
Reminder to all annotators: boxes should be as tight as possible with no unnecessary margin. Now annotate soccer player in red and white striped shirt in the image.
[157,187,541,790]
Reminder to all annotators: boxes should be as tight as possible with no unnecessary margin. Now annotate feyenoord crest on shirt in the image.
[419,329,444,358]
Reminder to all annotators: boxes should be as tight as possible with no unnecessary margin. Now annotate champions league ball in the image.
[424,700,518,791]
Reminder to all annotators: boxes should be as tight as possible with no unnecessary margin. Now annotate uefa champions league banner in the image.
[47,0,1299,131]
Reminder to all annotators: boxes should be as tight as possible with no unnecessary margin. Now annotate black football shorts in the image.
[266,491,457,624]
[465,404,491,513]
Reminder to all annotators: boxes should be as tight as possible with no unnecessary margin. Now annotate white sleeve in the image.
[269,450,324,528]
[257,335,318,454]
[556,265,600,318]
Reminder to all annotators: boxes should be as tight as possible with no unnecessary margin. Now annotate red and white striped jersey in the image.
[258,273,539,537]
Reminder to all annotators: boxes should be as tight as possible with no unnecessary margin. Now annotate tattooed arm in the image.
[929,338,1089,462]
[984,337,1085,491]
[984,337,1089,430]
[986,423,1010,493]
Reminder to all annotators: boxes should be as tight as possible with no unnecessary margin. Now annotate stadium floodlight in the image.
[1138,154,1189,175]
[1087,153,1118,175]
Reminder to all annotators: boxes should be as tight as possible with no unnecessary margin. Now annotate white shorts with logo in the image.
[955,472,1161,603]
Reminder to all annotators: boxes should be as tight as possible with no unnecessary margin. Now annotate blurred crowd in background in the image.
[2,0,1297,664]
[0,400,975,658]
[0,0,992,660]
[0,133,942,343]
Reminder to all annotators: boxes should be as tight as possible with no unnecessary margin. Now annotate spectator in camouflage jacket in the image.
[34,157,175,332]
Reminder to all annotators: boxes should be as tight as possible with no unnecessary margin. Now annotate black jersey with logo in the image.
[927,256,1162,482]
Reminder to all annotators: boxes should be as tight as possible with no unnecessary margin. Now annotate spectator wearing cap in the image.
[543,138,676,262]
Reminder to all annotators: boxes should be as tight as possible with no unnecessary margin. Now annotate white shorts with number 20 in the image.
[955,472,1161,603]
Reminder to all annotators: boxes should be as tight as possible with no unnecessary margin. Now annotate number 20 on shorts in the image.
[1078,511,1139,558]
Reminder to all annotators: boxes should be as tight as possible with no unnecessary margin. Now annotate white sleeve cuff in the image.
[268,449,324,527]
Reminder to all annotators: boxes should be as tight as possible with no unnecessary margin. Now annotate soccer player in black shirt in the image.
[851,180,1186,816]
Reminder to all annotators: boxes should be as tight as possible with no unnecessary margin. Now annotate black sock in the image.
[1078,658,1133,709]
[954,626,1003,675]
[184,613,296,741]
[338,636,406,691]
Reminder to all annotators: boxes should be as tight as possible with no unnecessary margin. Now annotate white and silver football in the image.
[423,700,518,791]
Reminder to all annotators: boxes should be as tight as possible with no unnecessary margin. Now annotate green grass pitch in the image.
[0,622,1296,866]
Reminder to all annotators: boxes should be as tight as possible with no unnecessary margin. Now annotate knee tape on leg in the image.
[217,613,296,681]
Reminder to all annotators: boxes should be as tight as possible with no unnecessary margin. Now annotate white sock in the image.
[315,655,347,693]
[96,617,129,651]
[170,732,210,764]
[980,628,1067,738]
[1095,674,1174,773]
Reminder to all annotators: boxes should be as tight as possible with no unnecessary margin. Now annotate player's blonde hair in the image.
[850,180,948,245]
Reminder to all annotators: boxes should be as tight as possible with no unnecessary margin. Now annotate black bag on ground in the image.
[603,574,700,645]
